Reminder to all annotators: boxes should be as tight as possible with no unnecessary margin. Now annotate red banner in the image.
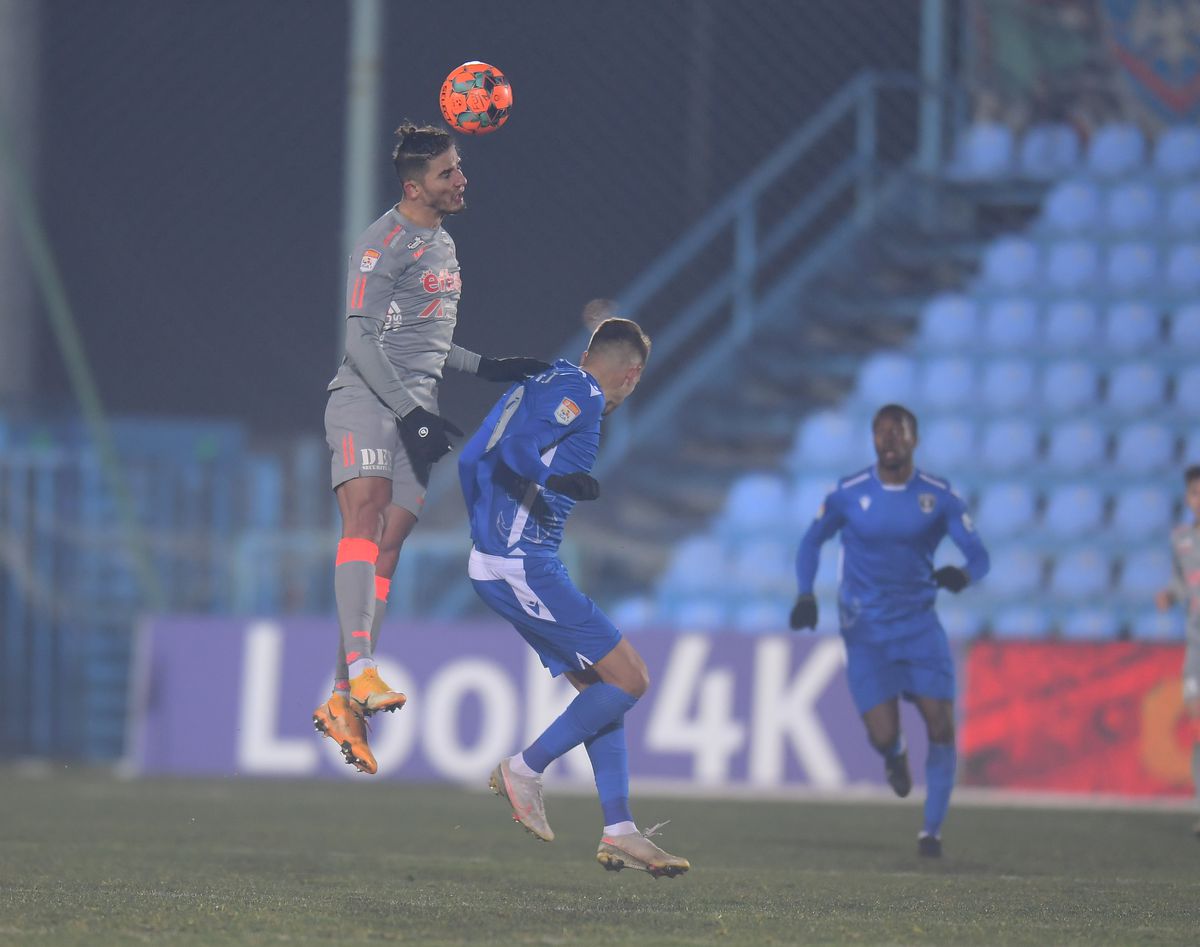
[961,641,1193,796]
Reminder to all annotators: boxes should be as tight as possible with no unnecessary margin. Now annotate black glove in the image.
[398,406,463,466]
[476,356,552,383]
[545,472,600,501]
[789,594,818,631]
[933,565,970,593]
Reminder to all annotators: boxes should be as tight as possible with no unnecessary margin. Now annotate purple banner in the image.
[130,618,942,790]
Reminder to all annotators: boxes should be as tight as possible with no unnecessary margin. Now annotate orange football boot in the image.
[349,666,408,716]
[312,693,376,774]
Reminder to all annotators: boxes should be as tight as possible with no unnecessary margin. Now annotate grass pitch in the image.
[1,770,1197,946]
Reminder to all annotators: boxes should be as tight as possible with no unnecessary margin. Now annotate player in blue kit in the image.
[789,404,989,857]
[458,318,689,877]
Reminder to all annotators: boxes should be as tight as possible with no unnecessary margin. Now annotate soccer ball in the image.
[439,61,513,135]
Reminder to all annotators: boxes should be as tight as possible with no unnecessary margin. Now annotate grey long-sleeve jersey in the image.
[327,206,481,417]
[1168,523,1200,645]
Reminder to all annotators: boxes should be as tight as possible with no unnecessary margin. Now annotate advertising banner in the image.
[960,640,1192,796]
[130,618,938,791]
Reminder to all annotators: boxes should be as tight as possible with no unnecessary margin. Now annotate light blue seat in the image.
[975,482,1037,540]
[731,597,789,635]
[1046,420,1106,474]
[947,121,1014,181]
[1185,429,1200,465]
[1045,240,1100,293]
[659,535,727,595]
[1041,360,1099,415]
[1111,485,1174,542]
[1120,547,1172,598]
[1153,125,1200,180]
[1042,180,1100,234]
[986,546,1044,597]
[919,294,978,352]
[1169,302,1200,351]
[1175,364,1200,409]
[1107,362,1167,416]
[1059,608,1122,640]
[939,602,985,640]
[610,596,655,631]
[1104,182,1159,235]
[920,357,974,406]
[855,353,917,407]
[788,410,858,473]
[1114,422,1175,475]
[788,475,837,531]
[1043,299,1099,353]
[1086,123,1147,179]
[1166,244,1200,295]
[1166,184,1200,237]
[981,418,1040,473]
[981,359,1035,413]
[990,603,1053,639]
[1103,300,1160,353]
[1018,123,1081,180]
[1043,484,1104,539]
[1128,607,1185,641]
[981,237,1038,290]
[667,598,728,633]
[983,297,1039,351]
[719,473,789,534]
[921,418,975,471]
[731,538,793,594]
[1105,242,1158,293]
[1050,549,1110,599]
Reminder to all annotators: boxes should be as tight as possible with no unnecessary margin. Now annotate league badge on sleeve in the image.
[359,249,382,273]
[554,397,581,425]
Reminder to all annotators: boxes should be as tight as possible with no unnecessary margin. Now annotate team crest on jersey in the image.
[918,493,936,513]
[359,249,381,272]
[859,495,871,512]
[554,397,581,425]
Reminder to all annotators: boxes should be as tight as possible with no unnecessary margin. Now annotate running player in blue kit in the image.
[458,318,689,878]
[313,123,549,775]
[790,404,989,857]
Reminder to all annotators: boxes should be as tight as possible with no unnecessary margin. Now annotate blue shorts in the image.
[843,619,955,715]
[468,548,621,676]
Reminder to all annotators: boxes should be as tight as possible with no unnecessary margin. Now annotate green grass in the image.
[1,770,1197,946]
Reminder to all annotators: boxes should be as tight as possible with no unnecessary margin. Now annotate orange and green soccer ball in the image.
[439,61,513,135]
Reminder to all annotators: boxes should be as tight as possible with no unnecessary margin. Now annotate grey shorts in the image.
[1184,641,1200,703]
[324,385,427,517]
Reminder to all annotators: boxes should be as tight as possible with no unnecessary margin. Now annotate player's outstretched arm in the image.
[476,356,552,382]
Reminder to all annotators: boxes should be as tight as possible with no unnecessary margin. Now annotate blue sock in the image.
[923,741,956,837]
[585,717,632,826]
[523,682,638,773]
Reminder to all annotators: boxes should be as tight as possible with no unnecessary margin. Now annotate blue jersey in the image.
[458,358,605,558]
[795,466,990,641]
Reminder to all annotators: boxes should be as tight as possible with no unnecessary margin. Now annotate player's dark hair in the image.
[873,403,918,437]
[1185,465,1200,485]
[587,318,651,365]
[392,123,454,184]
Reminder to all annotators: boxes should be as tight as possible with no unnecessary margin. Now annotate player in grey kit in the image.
[1154,464,1200,836]
[313,123,548,774]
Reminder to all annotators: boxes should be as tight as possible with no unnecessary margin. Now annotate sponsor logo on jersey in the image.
[554,397,581,425]
[359,249,381,272]
[383,300,402,330]
[919,493,936,513]
[421,268,462,294]
[359,448,391,472]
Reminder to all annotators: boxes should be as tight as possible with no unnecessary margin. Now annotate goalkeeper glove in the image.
[476,356,552,383]
[933,566,970,593]
[789,594,818,631]
[545,472,600,501]
[398,406,463,466]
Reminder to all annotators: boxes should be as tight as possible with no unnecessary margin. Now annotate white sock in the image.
[604,820,637,837]
[347,657,375,679]
[509,752,537,777]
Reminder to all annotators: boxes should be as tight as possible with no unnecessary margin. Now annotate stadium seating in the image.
[1041,360,1099,416]
[1105,242,1158,293]
[947,121,1014,181]
[1050,549,1111,599]
[1086,123,1146,179]
[1166,244,1200,294]
[921,417,976,470]
[918,294,978,351]
[1106,361,1167,416]
[981,237,1038,290]
[1104,182,1159,235]
[974,482,1037,541]
[1170,302,1200,351]
[980,359,1035,413]
[1103,301,1160,354]
[1110,485,1174,543]
[1017,122,1081,180]
[1042,299,1099,353]
[980,418,1040,474]
[1045,240,1100,293]
[1120,547,1172,599]
[983,297,1040,350]
[1166,184,1200,236]
[1046,420,1107,474]
[1153,125,1200,179]
[990,604,1053,639]
[1042,180,1100,234]
[1042,484,1104,540]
